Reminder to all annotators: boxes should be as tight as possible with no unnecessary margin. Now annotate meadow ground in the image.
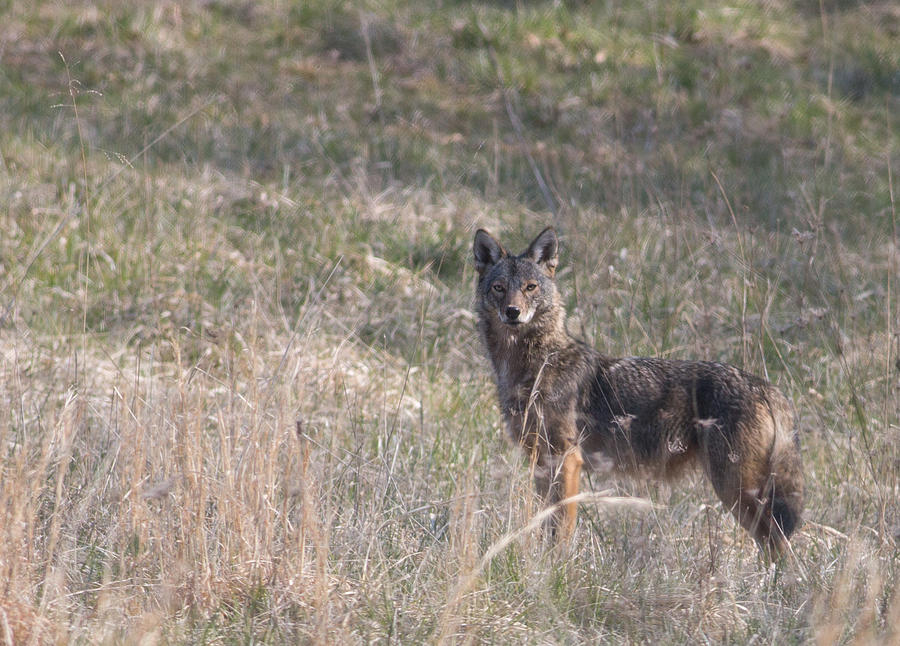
[1,0,898,643]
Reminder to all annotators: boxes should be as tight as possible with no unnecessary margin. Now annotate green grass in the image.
[1,0,899,643]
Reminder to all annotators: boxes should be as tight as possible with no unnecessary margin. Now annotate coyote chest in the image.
[486,333,582,451]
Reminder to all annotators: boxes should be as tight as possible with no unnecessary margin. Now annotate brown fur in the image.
[473,227,804,557]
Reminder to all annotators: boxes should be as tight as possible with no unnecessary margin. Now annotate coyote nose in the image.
[506,306,521,321]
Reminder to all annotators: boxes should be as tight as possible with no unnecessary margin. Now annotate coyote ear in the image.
[473,229,506,275]
[525,227,558,276]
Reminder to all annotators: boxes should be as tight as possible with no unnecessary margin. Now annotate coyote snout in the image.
[473,227,804,559]
[498,296,535,326]
[504,305,523,323]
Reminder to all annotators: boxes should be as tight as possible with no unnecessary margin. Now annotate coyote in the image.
[473,227,803,557]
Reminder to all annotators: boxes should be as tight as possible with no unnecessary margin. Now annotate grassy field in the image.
[1,0,898,643]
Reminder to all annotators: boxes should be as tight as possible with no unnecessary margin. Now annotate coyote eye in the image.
[492,283,506,294]
[525,283,538,292]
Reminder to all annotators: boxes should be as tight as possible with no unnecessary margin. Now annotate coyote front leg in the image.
[533,445,583,540]
[559,448,584,539]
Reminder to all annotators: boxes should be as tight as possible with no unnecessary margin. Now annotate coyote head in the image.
[473,227,560,329]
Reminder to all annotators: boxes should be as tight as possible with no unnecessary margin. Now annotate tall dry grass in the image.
[3,181,897,642]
